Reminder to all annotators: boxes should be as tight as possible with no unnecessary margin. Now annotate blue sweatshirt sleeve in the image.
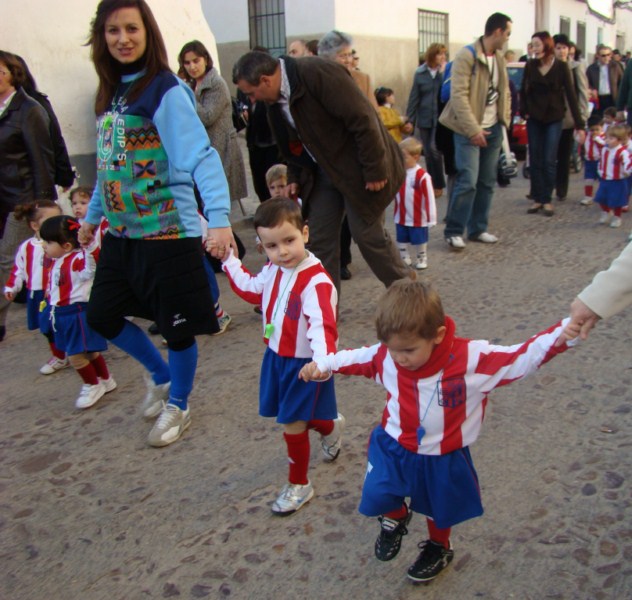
[86,185,105,226]
[153,80,231,228]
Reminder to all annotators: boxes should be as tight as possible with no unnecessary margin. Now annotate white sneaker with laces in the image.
[271,481,314,515]
[100,376,117,393]
[415,254,428,270]
[40,356,69,375]
[148,404,191,447]
[211,313,232,336]
[599,212,611,224]
[610,216,622,228]
[75,382,106,409]
[142,378,171,418]
[580,197,593,206]
[321,413,346,461]
[445,236,466,250]
[471,232,498,243]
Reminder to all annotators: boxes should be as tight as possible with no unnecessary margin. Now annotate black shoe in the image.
[0,325,5,342]
[374,508,412,561]
[407,540,454,583]
[340,266,352,280]
[148,322,160,335]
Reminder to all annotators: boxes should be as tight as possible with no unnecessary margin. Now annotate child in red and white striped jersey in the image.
[40,215,116,410]
[300,280,578,583]
[580,121,605,205]
[209,198,343,517]
[595,124,632,228]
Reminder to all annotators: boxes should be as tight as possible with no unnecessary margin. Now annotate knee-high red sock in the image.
[614,207,623,217]
[90,354,110,379]
[427,518,451,549]
[284,430,310,485]
[584,184,593,197]
[76,363,99,385]
[48,341,65,360]
[308,419,334,436]
[384,503,408,520]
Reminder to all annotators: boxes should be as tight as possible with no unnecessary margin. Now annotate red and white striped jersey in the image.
[223,251,338,359]
[4,237,54,294]
[584,132,605,161]
[48,243,99,307]
[315,318,573,456]
[598,144,632,180]
[393,166,437,228]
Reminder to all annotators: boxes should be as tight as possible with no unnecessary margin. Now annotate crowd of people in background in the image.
[3,0,632,587]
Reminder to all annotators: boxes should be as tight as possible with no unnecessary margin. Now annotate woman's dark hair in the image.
[0,50,26,88]
[87,0,170,115]
[39,215,81,249]
[532,31,555,62]
[13,200,60,223]
[374,87,393,106]
[177,40,213,86]
[12,55,38,95]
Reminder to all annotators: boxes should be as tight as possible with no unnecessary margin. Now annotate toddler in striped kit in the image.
[594,124,632,228]
[580,120,605,206]
[394,137,436,270]
[300,280,578,584]
[39,215,116,410]
[210,198,344,516]
[4,201,66,374]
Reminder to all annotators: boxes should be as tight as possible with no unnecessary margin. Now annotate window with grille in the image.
[559,17,571,37]
[576,22,586,55]
[248,0,286,57]
[616,33,626,52]
[417,9,449,61]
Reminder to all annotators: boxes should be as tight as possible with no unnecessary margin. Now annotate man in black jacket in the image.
[586,45,622,117]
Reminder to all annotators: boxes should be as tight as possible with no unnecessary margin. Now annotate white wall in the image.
[286,0,335,36]
[4,0,217,182]
[202,1,249,43]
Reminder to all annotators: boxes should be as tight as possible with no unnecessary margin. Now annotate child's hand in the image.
[299,361,331,382]
[402,122,414,134]
[4,291,14,302]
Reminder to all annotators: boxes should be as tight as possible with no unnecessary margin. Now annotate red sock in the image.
[283,431,310,485]
[614,207,623,217]
[49,342,65,360]
[308,419,334,436]
[76,363,99,385]
[600,204,610,213]
[384,503,408,520]
[90,355,110,379]
[584,184,593,196]
[427,518,451,549]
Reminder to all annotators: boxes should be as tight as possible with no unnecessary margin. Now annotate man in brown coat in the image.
[232,51,410,292]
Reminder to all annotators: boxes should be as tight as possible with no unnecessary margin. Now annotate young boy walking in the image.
[300,280,577,583]
[209,198,344,515]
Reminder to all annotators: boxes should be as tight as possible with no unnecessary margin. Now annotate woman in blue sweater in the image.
[80,0,235,447]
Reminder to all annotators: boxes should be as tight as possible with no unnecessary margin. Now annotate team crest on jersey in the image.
[437,377,466,408]
[284,291,302,320]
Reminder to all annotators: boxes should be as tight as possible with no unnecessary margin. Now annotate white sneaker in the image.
[100,376,117,393]
[271,481,314,516]
[211,313,232,336]
[610,216,622,228]
[321,413,346,461]
[470,232,498,243]
[142,377,170,419]
[599,212,611,224]
[580,197,593,206]
[40,356,69,375]
[148,404,191,447]
[445,236,466,250]
[415,254,428,270]
[75,382,106,409]
[402,256,412,266]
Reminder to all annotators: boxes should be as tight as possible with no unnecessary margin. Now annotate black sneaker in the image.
[374,508,412,561]
[147,322,160,335]
[407,540,454,583]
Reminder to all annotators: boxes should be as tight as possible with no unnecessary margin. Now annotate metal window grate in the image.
[417,9,449,59]
[248,0,286,57]
[576,21,586,55]
[559,16,571,38]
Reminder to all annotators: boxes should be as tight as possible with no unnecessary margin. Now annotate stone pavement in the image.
[2,163,632,600]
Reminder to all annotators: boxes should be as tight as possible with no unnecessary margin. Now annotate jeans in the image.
[0,213,32,327]
[445,122,502,239]
[417,126,446,189]
[555,128,575,199]
[527,119,563,204]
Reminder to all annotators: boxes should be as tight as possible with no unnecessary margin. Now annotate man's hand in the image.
[78,222,96,246]
[470,130,491,147]
[555,297,601,346]
[574,129,586,146]
[617,110,626,122]
[285,183,300,201]
[366,179,387,192]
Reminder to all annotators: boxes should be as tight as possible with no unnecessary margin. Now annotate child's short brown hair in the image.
[254,197,304,231]
[399,137,422,157]
[265,164,288,187]
[69,186,94,201]
[606,124,627,143]
[375,280,445,342]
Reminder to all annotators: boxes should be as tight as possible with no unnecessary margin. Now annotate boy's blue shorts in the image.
[39,301,53,335]
[26,290,44,331]
[259,347,337,424]
[584,160,599,180]
[53,302,107,356]
[358,426,484,529]
[395,224,429,245]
